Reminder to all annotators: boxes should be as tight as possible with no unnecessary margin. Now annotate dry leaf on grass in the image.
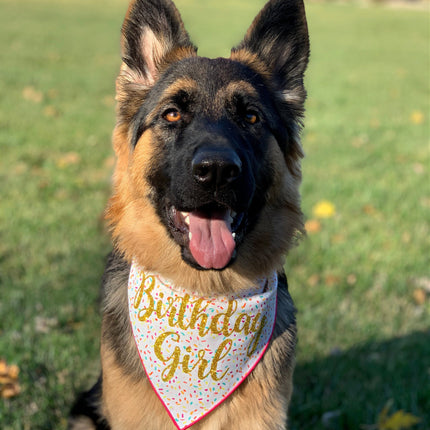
[363,400,421,430]
[380,410,421,430]
[410,277,430,305]
[307,274,320,287]
[0,359,21,399]
[43,105,60,118]
[56,152,81,168]
[22,86,43,103]
[325,274,341,287]
[305,219,321,234]
[412,288,427,305]
[410,110,424,125]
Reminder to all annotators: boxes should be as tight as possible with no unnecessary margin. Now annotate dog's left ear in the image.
[116,0,197,125]
[119,0,197,89]
[231,0,309,107]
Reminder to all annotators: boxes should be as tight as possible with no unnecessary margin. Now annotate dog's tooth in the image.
[188,232,192,241]
[181,212,190,226]
[232,232,236,239]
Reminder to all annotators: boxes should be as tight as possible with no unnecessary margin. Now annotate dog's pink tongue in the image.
[189,210,235,269]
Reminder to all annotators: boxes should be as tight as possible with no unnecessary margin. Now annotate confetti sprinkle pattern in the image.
[128,261,277,430]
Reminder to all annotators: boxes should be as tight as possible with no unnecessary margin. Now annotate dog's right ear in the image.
[232,0,309,109]
[119,0,197,88]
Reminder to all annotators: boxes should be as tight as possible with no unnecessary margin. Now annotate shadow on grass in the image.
[289,330,430,430]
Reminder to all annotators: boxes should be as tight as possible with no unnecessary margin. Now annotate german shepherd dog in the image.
[69,0,309,428]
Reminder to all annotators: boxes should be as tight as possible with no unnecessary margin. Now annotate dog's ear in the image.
[231,0,309,107]
[120,0,197,87]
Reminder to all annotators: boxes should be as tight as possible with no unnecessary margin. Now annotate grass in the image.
[0,0,429,428]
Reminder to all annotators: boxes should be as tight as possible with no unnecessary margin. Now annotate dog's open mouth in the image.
[167,204,245,270]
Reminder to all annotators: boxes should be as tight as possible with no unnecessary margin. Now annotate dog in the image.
[69,0,309,428]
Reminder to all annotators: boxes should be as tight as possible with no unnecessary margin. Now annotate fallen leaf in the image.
[374,400,421,430]
[363,204,377,215]
[1,384,21,399]
[412,288,427,305]
[7,365,19,380]
[307,274,320,287]
[56,152,81,168]
[0,359,21,399]
[347,274,357,286]
[412,163,424,175]
[43,105,60,118]
[22,86,43,103]
[410,277,430,293]
[381,410,421,430]
[12,162,28,175]
[325,274,340,287]
[410,110,424,125]
[401,232,411,244]
[313,201,336,219]
[305,219,321,233]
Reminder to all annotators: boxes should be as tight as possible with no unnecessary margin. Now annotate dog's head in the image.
[107,0,309,290]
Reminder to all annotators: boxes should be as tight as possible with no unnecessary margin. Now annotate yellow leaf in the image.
[376,401,421,430]
[410,110,424,125]
[312,200,336,219]
[380,410,421,430]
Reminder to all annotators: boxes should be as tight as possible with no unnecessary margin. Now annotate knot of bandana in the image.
[128,260,278,430]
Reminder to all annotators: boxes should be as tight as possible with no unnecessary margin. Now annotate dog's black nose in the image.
[192,148,242,188]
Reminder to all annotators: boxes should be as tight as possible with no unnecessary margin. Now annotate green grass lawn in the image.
[0,0,429,428]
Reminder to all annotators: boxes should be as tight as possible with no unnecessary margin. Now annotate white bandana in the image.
[128,260,277,430]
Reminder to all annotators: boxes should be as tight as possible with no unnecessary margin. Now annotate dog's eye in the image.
[244,110,259,125]
[163,109,182,123]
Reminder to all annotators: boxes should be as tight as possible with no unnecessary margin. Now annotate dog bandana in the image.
[128,260,277,430]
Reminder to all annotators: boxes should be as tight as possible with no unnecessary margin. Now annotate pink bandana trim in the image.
[128,260,278,430]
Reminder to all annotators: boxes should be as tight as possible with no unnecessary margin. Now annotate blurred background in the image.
[0,0,429,428]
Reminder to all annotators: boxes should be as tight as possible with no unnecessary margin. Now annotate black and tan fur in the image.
[69,0,309,428]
